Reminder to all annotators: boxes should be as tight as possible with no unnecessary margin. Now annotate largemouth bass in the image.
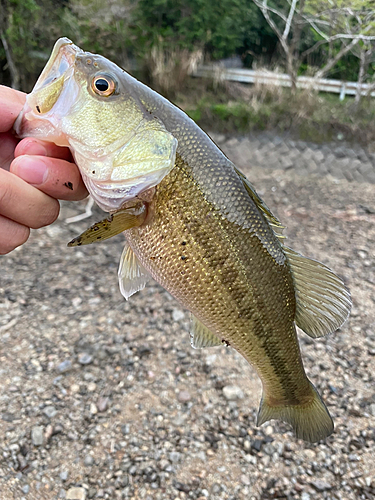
[15,38,351,443]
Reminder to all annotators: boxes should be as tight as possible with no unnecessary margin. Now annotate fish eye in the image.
[91,74,116,97]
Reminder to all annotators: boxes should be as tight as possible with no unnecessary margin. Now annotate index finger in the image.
[0,85,26,133]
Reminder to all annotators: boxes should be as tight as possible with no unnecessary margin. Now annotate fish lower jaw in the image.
[82,170,167,212]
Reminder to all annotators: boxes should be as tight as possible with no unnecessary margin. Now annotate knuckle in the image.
[30,199,60,229]
[0,224,29,255]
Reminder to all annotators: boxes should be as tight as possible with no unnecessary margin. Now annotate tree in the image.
[251,0,375,94]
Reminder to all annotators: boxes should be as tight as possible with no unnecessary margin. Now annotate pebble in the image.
[60,471,69,482]
[222,385,244,400]
[78,352,93,365]
[21,485,30,494]
[84,455,94,466]
[172,309,185,322]
[177,390,191,403]
[66,487,86,500]
[57,360,72,373]
[311,480,333,491]
[97,396,109,412]
[31,426,44,446]
[43,406,57,418]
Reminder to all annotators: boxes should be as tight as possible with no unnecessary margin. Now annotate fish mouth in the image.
[34,38,78,92]
[14,38,81,142]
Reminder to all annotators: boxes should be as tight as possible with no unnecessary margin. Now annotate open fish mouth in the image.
[33,38,78,92]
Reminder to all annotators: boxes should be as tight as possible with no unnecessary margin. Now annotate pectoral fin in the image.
[67,204,146,247]
[284,246,352,338]
[118,243,149,300]
[190,315,224,349]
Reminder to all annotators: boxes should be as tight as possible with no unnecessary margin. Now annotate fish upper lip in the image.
[34,38,79,91]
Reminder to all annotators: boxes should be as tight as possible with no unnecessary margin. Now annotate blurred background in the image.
[1,1,375,500]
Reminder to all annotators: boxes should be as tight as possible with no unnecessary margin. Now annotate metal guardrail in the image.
[193,66,375,100]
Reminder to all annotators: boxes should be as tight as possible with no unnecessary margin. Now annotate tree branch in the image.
[282,0,298,41]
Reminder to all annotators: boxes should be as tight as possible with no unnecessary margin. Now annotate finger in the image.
[15,138,73,162]
[0,132,19,170]
[0,85,26,133]
[0,168,59,229]
[0,214,30,255]
[11,155,88,201]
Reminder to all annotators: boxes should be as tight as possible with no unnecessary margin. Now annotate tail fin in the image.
[257,381,334,443]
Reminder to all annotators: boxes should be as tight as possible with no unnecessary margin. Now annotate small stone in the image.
[222,385,244,400]
[97,397,109,412]
[66,487,86,500]
[43,406,57,419]
[311,480,332,491]
[243,439,251,451]
[31,426,44,446]
[57,360,72,373]
[60,471,69,482]
[78,352,93,365]
[121,424,130,435]
[87,382,96,392]
[169,451,181,463]
[44,424,54,442]
[241,474,250,485]
[301,493,311,500]
[89,403,98,415]
[22,485,30,494]
[84,455,94,466]
[172,309,185,322]
[263,443,275,456]
[59,489,67,499]
[177,390,191,403]
[251,439,263,452]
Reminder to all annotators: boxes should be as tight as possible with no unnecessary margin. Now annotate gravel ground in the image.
[0,134,375,500]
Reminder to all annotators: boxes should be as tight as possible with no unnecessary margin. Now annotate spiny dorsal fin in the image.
[67,205,146,247]
[234,166,285,239]
[118,243,149,300]
[190,315,224,349]
[284,246,352,338]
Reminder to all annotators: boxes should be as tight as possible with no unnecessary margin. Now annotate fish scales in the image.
[15,38,352,442]
[126,152,309,404]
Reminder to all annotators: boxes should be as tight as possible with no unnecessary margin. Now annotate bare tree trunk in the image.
[355,51,367,105]
[286,52,297,93]
[0,30,20,90]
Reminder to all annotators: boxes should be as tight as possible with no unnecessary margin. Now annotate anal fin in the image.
[118,243,150,300]
[190,315,224,349]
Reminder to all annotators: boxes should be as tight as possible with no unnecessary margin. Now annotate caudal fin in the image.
[257,381,334,443]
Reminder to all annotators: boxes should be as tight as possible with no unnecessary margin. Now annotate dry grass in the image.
[176,78,375,146]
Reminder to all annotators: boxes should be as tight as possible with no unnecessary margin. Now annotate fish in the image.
[15,38,352,443]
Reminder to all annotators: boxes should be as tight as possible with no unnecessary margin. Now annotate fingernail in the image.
[14,156,48,185]
[22,140,48,156]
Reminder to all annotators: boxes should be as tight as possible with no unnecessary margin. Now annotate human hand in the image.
[0,85,88,254]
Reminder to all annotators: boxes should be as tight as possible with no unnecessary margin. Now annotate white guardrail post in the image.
[192,66,375,99]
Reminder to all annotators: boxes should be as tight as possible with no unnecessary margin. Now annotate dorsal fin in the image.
[234,166,285,239]
[284,246,352,338]
[118,243,149,300]
[190,315,224,348]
